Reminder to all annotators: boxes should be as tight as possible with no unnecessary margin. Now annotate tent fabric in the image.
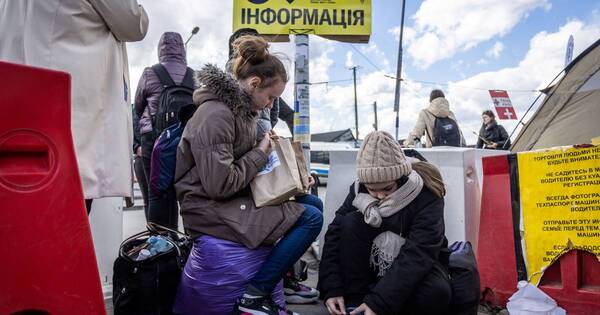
[511,39,600,152]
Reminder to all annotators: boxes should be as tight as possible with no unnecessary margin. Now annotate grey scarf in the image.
[352,171,424,276]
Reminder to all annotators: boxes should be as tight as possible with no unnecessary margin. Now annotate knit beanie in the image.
[356,131,412,184]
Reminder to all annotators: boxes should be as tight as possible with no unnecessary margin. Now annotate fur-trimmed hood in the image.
[193,64,255,119]
[426,97,451,118]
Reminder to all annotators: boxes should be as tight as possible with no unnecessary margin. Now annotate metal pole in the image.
[373,101,378,131]
[185,26,200,47]
[293,34,310,166]
[393,0,406,140]
[352,66,359,142]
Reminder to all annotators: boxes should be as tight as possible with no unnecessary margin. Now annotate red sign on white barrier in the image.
[489,90,518,120]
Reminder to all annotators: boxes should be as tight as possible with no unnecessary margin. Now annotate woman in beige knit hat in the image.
[318,131,451,315]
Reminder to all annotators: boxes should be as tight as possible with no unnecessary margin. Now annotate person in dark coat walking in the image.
[134,31,195,229]
[318,131,452,315]
[476,110,510,150]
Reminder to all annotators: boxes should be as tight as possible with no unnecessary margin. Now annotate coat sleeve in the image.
[192,107,268,200]
[89,0,149,42]
[363,196,446,314]
[132,108,141,153]
[496,125,510,149]
[318,184,357,300]
[406,110,428,145]
[134,68,150,117]
[270,100,279,128]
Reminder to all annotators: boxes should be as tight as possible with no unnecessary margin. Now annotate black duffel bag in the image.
[448,241,481,315]
[113,223,191,315]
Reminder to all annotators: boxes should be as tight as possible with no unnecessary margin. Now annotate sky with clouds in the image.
[128,0,600,144]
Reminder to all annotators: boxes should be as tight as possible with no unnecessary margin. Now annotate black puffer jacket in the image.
[318,181,450,314]
[476,121,510,149]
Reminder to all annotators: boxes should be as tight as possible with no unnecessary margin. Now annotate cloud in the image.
[486,41,505,59]
[345,51,354,68]
[405,0,551,68]
[306,19,600,145]
[446,20,600,143]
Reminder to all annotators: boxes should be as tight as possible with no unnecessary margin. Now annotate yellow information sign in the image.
[233,0,371,38]
[517,146,600,284]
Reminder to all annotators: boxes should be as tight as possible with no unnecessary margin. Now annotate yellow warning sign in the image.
[517,146,600,284]
[233,0,371,38]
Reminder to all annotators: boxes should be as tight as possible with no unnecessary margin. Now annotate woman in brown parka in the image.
[174,36,323,315]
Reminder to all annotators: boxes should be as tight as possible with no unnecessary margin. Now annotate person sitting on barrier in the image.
[476,110,510,150]
[174,35,323,315]
[318,130,452,315]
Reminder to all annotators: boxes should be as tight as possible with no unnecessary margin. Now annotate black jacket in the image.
[318,182,449,314]
[476,121,510,149]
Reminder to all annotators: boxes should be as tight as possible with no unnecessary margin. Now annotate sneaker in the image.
[283,277,319,304]
[234,295,298,315]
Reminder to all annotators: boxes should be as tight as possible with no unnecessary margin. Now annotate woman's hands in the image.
[350,303,377,315]
[258,130,278,154]
[325,296,346,315]
[257,132,271,153]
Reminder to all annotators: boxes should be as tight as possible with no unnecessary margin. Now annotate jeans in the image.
[249,202,323,294]
[295,194,323,212]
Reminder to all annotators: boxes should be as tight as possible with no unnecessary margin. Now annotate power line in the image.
[347,42,540,93]
[349,44,384,72]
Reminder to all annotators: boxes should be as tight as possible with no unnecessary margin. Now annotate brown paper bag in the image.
[251,138,304,207]
[292,141,311,192]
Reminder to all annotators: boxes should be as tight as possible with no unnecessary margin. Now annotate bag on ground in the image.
[113,223,191,315]
[432,116,461,147]
[251,137,304,207]
[151,64,195,133]
[448,241,481,315]
[173,235,285,315]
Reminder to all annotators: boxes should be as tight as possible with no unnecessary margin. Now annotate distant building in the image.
[311,129,356,143]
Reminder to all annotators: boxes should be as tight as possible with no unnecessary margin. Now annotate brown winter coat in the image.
[174,64,304,249]
[405,97,466,148]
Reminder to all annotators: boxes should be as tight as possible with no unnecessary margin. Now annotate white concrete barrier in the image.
[88,197,123,298]
[320,148,509,257]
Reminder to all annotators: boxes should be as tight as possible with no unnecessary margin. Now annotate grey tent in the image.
[511,38,600,151]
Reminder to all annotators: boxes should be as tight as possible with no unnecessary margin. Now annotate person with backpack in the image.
[174,35,323,314]
[134,31,196,229]
[405,89,466,148]
[476,110,510,150]
[318,131,452,315]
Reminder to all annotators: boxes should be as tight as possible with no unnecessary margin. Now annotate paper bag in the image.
[292,141,311,192]
[251,138,304,207]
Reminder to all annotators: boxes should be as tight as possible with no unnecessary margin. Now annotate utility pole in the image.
[293,33,310,166]
[393,0,406,140]
[351,66,359,143]
[373,101,378,131]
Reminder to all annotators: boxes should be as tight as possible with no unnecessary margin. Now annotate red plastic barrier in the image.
[477,155,518,306]
[478,154,600,314]
[0,61,105,314]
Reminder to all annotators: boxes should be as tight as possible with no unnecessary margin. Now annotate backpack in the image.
[428,114,461,147]
[149,104,197,196]
[113,223,191,315]
[151,64,195,134]
[448,241,481,315]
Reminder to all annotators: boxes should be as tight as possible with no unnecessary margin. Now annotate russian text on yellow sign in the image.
[233,0,371,36]
[517,146,600,285]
